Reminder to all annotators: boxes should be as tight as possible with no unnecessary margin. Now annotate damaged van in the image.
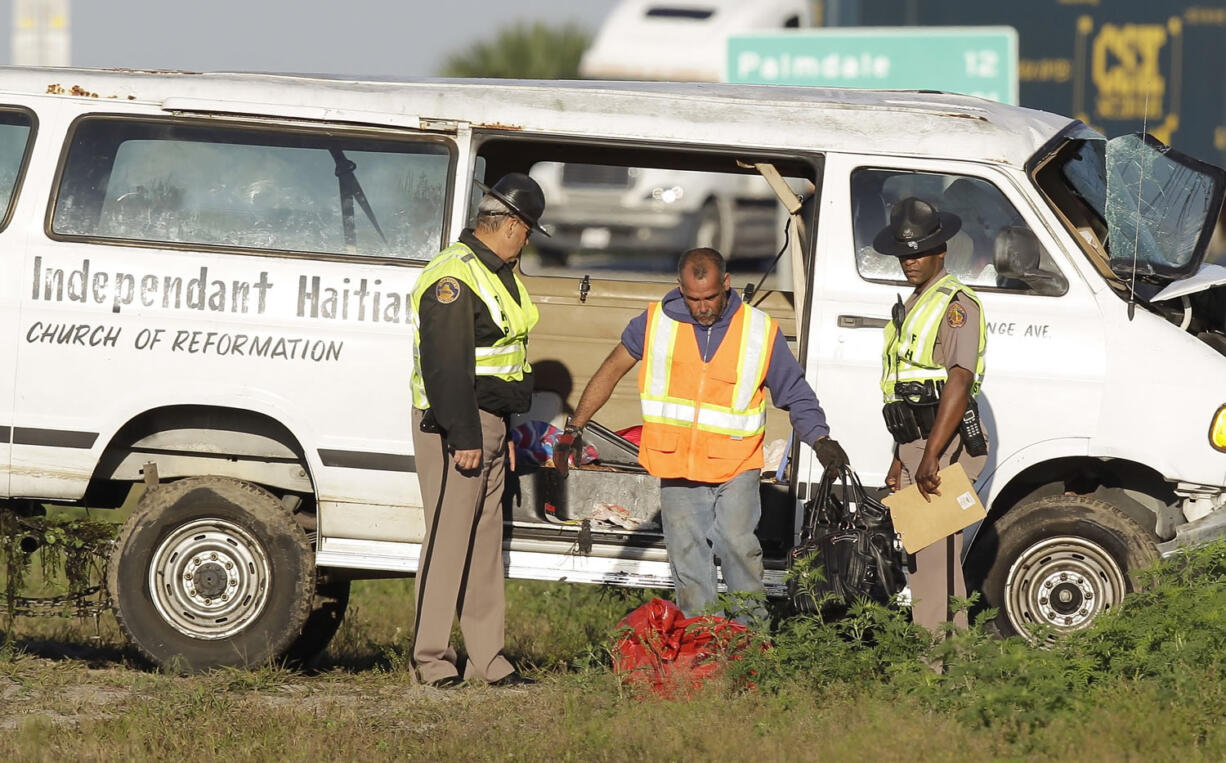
[1,69,1225,669]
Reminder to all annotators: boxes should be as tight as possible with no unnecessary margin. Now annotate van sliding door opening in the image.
[472,134,821,561]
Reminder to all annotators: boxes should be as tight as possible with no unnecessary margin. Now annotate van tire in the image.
[965,494,1158,642]
[108,476,314,672]
[282,577,351,668]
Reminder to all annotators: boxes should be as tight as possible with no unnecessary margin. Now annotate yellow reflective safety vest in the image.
[638,300,776,482]
[410,242,539,410]
[881,273,985,402]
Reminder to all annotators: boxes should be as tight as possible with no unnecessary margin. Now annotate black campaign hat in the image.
[476,172,551,236]
[872,197,961,257]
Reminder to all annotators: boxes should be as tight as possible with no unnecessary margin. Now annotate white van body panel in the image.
[2,94,99,498]
[976,437,1091,504]
[0,90,442,532]
[315,535,789,596]
[14,242,423,500]
[1091,301,1226,486]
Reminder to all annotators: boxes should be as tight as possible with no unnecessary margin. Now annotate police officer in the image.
[408,173,547,688]
[873,196,988,635]
[557,248,847,624]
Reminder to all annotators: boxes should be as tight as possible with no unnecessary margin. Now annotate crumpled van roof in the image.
[0,68,1077,170]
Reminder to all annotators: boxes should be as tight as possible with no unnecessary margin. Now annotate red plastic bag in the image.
[612,598,751,697]
[616,425,642,446]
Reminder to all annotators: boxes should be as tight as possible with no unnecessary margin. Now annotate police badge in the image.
[946,301,967,328]
[435,277,461,304]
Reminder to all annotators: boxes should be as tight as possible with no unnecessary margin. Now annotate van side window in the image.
[0,109,33,229]
[52,118,451,260]
[851,168,1068,296]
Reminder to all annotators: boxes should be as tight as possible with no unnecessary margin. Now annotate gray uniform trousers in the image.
[410,407,514,683]
[897,432,987,634]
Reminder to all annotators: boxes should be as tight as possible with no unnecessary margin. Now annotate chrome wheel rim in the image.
[147,518,272,640]
[1004,535,1126,642]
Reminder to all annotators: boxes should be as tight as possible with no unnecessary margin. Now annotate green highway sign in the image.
[727,27,1018,104]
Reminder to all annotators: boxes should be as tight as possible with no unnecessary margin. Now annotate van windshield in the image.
[1039,128,1226,283]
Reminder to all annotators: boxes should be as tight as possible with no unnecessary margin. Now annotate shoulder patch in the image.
[434,277,461,305]
[946,301,968,329]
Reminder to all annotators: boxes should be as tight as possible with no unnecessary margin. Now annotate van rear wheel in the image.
[965,494,1158,643]
[108,476,314,672]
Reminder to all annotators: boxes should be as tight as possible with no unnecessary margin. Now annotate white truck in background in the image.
[578,0,813,81]
[530,0,814,266]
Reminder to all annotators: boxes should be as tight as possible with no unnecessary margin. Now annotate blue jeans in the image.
[660,469,764,623]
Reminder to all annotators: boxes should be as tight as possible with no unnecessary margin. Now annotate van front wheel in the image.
[108,476,314,672]
[965,494,1158,643]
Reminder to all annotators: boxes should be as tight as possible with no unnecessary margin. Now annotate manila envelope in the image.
[882,462,987,553]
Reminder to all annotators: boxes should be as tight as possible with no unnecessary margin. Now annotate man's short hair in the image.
[474,194,516,233]
[677,248,727,282]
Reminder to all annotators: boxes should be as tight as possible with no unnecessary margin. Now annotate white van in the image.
[1,69,1224,669]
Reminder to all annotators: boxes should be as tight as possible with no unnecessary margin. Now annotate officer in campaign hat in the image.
[407,172,547,687]
[875,196,989,636]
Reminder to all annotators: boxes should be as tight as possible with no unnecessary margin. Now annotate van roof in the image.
[0,67,1076,169]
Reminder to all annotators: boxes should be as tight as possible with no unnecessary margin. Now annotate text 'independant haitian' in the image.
[29,257,415,322]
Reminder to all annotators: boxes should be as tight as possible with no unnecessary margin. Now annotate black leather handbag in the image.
[787,465,907,613]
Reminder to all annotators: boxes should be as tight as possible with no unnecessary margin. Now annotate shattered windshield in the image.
[1043,130,1226,282]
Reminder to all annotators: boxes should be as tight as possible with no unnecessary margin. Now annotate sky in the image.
[5,0,621,77]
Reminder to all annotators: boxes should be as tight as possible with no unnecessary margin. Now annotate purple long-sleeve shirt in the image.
[621,287,830,446]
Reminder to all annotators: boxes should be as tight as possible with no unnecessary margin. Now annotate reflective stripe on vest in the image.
[409,242,539,409]
[881,273,986,402]
[637,301,776,481]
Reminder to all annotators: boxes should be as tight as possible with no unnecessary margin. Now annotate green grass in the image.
[5,544,1226,760]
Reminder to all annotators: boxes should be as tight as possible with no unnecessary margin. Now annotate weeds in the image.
[720,541,1226,748]
[0,512,115,632]
[5,544,1226,760]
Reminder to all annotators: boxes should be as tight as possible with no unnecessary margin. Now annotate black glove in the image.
[553,425,585,479]
[813,437,849,471]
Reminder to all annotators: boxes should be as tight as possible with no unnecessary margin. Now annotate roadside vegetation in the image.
[437,22,591,79]
[4,542,1226,760]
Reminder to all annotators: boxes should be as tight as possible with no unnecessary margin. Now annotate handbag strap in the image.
[800,466,840,541]
[802,463,897,540]
[837,465,892,525]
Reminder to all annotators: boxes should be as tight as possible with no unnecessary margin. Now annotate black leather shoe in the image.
[426,675,465,689]
[489,671,536,687]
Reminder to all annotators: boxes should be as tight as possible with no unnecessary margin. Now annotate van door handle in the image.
[837,314,889,329]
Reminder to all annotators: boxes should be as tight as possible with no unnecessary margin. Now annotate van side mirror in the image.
[993,226,1068,296]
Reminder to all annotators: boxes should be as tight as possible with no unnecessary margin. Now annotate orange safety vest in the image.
[637,300,776,482]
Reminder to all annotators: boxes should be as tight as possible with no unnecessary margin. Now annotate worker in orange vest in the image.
[557,248,847,622]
